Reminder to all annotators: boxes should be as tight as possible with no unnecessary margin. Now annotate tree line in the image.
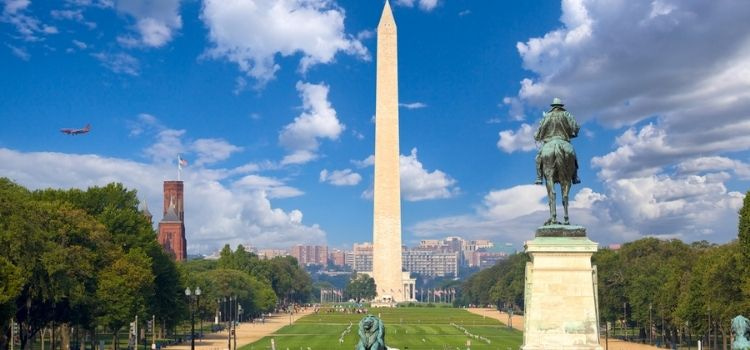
[0,179,314,350]
[460,191,750,348]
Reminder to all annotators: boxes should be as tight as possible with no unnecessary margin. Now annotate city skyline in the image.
[1,0,749,254]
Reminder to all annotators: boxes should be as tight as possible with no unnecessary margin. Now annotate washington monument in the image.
[372,0,414,303]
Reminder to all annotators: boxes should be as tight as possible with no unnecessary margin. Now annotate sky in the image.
[1,0,749,255]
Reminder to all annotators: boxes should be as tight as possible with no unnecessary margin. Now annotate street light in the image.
[225,297,231,350]
[185,287,201,350]
[649,303,653,345]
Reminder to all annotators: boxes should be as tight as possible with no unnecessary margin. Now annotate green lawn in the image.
[241,307,522,350]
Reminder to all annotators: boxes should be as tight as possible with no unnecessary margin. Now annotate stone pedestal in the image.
[522,227,602,350]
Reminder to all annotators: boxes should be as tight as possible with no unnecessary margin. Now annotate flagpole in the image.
[177,155,181,181]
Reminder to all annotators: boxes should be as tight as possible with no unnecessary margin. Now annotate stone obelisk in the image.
[372,0,404,303]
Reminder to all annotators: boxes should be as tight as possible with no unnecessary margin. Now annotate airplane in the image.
[60,124,91,135]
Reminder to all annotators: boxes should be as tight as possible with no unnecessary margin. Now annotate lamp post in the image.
[232,296,237,350]
[649,303,653,345]
[226,297,231,350]
[185,287,201,350]
[707,305,711,350]
[623,302,628,341]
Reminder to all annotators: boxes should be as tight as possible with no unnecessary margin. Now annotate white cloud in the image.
[502,96,525,121]
[132,115,243,168]
[191,138,243,166]
[233,174,303,198]
[51,9,84,21]
[92,52,140,75]
[320,168,361,186]
[0,144,324,253]
[352,155,374,168]
[200,0,368,85]
[233,76,247,95]
[359,149,459,201]
[603,173,743,237]
[144,129,186,164]
[115,0,182,48]
[72,39,87,49]
[480,185,547,221]
[510,0,750,191]
[400,148,458,201]
[279,81,345,165]
[128,113,163,137]
[411,175,744,248]
[394,0,439,12]
[2,0,57,41]
[497,123,536,153]
[399,102,427,109]
[677,156,750,180]
[7,43,29,60]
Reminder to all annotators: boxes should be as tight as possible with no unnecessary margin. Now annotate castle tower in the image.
[162,181,184,221]
[372,0,413,303]
[158,181,187,261]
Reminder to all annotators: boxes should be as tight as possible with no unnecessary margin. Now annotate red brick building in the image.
[158,181,187,261]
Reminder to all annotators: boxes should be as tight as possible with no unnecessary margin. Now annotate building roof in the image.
[161,198,181,222]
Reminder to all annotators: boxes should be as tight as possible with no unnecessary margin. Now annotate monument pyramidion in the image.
[371,0,415,305]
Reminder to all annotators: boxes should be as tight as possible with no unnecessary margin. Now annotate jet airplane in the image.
[60,124,91,135]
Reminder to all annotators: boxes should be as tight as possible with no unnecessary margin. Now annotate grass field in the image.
[240,307,522,350]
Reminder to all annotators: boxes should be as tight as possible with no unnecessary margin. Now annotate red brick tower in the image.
[158,181,187,261]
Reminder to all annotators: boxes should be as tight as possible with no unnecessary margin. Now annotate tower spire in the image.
[373,0,409,304]
[379,0,396,30]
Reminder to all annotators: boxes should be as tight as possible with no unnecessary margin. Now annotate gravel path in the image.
[467,308,662,350]
[166,309,315,350]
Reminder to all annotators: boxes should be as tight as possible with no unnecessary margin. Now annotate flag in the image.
[178,155,188,169]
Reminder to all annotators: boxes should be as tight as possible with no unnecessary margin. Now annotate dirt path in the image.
[167,309,314,350]
[467,308,662,350]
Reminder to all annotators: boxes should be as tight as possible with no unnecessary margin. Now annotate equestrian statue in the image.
[534,98,581,226]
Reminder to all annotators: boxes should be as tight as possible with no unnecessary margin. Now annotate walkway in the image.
[167,309,314,350]
[467,308,662,350]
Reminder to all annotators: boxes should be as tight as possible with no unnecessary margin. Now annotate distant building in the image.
[257,249,289,259]
[353,242,373,272]
[344,250,355,268]
[403,249,459,277]
[290,245,328,266]
[157,181,187,261]
[462,239,495,267]
[140,202,153,224]
[352,241,459,278]
[329,249,347,267]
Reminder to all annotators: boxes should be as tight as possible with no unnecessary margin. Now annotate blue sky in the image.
[1,0,749,254]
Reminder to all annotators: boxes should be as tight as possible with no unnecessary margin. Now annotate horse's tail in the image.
[553,142,566,176]
[550,140,575,183]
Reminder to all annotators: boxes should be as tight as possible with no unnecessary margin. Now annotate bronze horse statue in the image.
[535,98,580,225]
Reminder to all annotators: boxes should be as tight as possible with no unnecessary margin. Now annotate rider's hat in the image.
[551,97,564,106]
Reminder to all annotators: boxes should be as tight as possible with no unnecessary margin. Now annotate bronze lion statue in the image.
[355,315,386,350]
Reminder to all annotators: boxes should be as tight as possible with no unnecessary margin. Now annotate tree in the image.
[460,253,528,308]
[677,243,745,349]
[96,249,155,350]
[740,191,750,264]
[190,269,276,320]
[488,253,527,310]
[345,274,376,301]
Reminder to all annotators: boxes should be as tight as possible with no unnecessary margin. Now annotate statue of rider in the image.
[534,98,581,185]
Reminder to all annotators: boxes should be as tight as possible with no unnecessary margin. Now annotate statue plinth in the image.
[522,227,603,350]
[535,225,586,238]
